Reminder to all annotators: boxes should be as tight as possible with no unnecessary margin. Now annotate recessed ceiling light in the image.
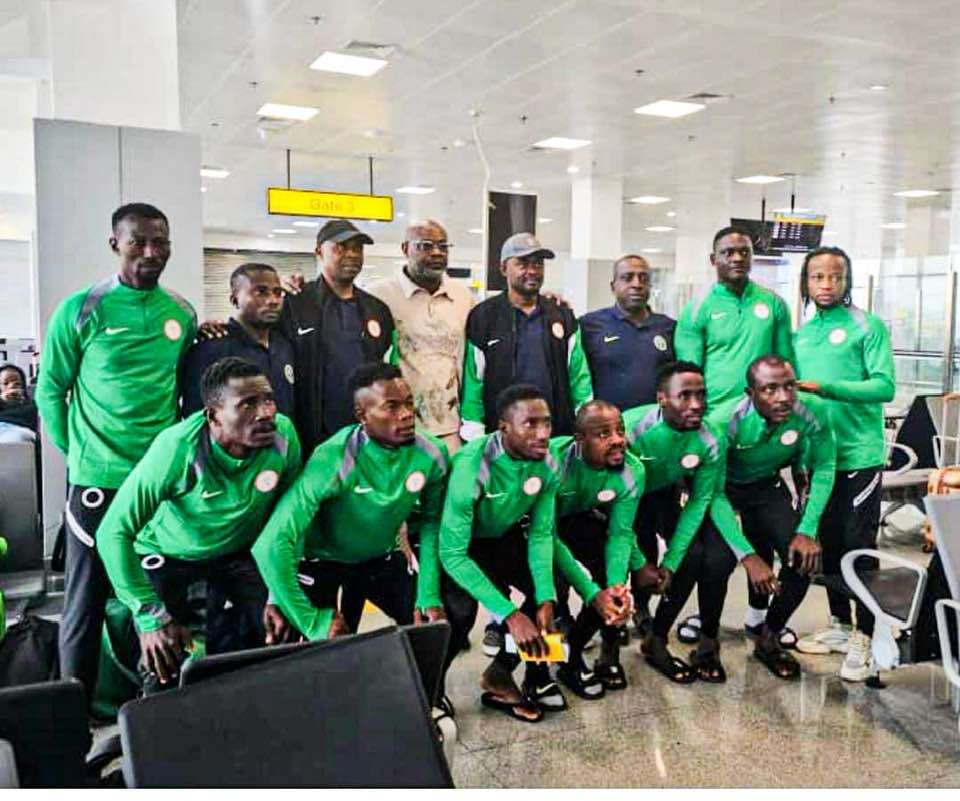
[566,166,580,175]
[200,186,207,193]
[532,137,592,150]
[627,195,670,205]
[293,220,320,228]
[633,100,705,118]
[646,225,675,233]
[893,189,940,198]
[271,228,297,234]
[537,217,553,224]
[735,175,786,184]
[773,207,813,213]
[396,186,435,195]
[200,166,230,179]
[396,212,406,218]
[882,222,906,230]
[869,84,888,92]
[256,103,319,121]
[468,228,483,234]
[452,138,466,148]
[665,211,677,217]
[510,181,524,189]
[309,51,388,77]
[642,248,662,254]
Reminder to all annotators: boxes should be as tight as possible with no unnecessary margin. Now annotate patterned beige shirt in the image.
[366,268,475,437]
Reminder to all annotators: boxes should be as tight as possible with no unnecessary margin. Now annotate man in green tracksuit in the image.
[624,361,776,683]
[441,384,605,723]
[551,400,655,698]
[96,358,301,691]
[792,246,895,682]
[708,355,836,679]
[252,363,459,677]
[674,225,795,410]
[36,202,197,700]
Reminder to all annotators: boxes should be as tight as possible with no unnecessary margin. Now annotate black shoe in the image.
[481,622,504,657]
[557,663,606,700]
[617,625,630,646]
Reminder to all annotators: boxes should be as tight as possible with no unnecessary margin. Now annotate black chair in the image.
[0,679,90,787]
[119,627,453,788]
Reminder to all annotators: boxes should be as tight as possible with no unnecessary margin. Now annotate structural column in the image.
[566,176,623,315]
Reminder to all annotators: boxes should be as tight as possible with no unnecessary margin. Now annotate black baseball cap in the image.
[316,219,374,246]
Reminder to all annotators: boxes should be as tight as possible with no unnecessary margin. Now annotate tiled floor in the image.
[432,546,960,788]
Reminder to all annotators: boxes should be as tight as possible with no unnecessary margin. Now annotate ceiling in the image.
[5,1,960,262]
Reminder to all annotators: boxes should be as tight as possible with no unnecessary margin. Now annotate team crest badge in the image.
[255,470,279,493]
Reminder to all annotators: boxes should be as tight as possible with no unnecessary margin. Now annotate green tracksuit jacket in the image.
[252,425,449,641]
[438,432,559,619]
[709,394,836,540]
[675,280,795,409]
[552,436,645,589]
[36,276,197,489]
[96,412,301,633]
[793,304,895,471]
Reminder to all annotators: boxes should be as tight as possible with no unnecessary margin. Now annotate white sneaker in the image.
[840,631,874,682]
[796,617,852,654]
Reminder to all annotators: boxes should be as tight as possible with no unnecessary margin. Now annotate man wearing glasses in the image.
[365,219,474,455]
[278,218,398,456]
[460,233,593,441]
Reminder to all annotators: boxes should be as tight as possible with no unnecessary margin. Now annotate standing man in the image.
[95,358,301,690]
[792,246,895,682]
[279,219,397,456]
[709,355,835,679]
[460,233,593,442]
[36,202,197,701]
[674,226,795,410]
[623,362,775,683]
[579,254,676,410]
[365,219,475,455]
[181,263,295,417]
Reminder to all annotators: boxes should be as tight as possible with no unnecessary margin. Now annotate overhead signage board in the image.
[267,188,394,222]
[770,211,826,252]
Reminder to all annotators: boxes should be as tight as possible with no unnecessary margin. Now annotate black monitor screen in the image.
[730,218,780,256]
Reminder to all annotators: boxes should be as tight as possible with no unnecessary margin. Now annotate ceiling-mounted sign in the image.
[267,187,394,222]
[770,211,826,253]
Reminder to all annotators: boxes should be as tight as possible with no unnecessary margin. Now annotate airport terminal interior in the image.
[2,0,960,790]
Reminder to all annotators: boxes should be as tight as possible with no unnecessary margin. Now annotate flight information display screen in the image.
[769,212,826,252]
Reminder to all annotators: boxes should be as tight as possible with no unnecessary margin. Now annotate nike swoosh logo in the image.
[297,327,315,336]
[201,490,223,499]
[487,338,500,347]
[635,455,655,461]
[485,491,505,499]
[353,486,373,494]
[603,335,620,343]
[105,327,129,335]
[710,312,727,320]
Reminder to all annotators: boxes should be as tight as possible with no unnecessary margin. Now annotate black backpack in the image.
[0,615,59,687]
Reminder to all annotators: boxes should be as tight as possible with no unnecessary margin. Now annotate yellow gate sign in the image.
[267,188,394,222]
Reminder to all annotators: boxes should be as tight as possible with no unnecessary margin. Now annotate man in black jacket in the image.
[279,219,398,456]
[459,233,593,441]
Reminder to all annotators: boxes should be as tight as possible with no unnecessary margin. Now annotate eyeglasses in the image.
[409,240,453,253]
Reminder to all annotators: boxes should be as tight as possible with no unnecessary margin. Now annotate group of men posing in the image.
[32,201,894,725]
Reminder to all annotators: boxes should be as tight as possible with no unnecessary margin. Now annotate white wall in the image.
[0,239,34,337]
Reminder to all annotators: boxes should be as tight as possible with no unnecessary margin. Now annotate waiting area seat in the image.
[0,441,44,605]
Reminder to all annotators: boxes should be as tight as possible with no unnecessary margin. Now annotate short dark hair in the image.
[712,225,754,252]
[230,263,277,294]
[800,246,853,308]
[111,203,168,233]
[347,362,404,403]
[495,383,547,421]
[200,357,265,408]
[575,399,620,432]
[0,363,26,384]
[656,360,704,392]
[612,254,649,280]
[746,354,793,389]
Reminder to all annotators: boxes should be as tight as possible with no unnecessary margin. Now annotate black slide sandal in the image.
[480,691,543,723]
[644,645,697,684]
[754,645,800,680]
[689,649,727,683]
[595,661,628,690]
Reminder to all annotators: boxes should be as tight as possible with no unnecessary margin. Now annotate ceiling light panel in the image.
[200,166,230,179]
[532,137,592,150]
[633,100,705,118]
[396,186,435,194]
[735,175,785,184]
[893,189,940,198]
[257,103,318,121]
[627,195,670,205]
[309,51,388,77]
[646,225,675,232]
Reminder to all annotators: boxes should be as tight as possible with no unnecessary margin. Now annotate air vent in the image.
[686,92,730,104]
[344,40,396,58]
